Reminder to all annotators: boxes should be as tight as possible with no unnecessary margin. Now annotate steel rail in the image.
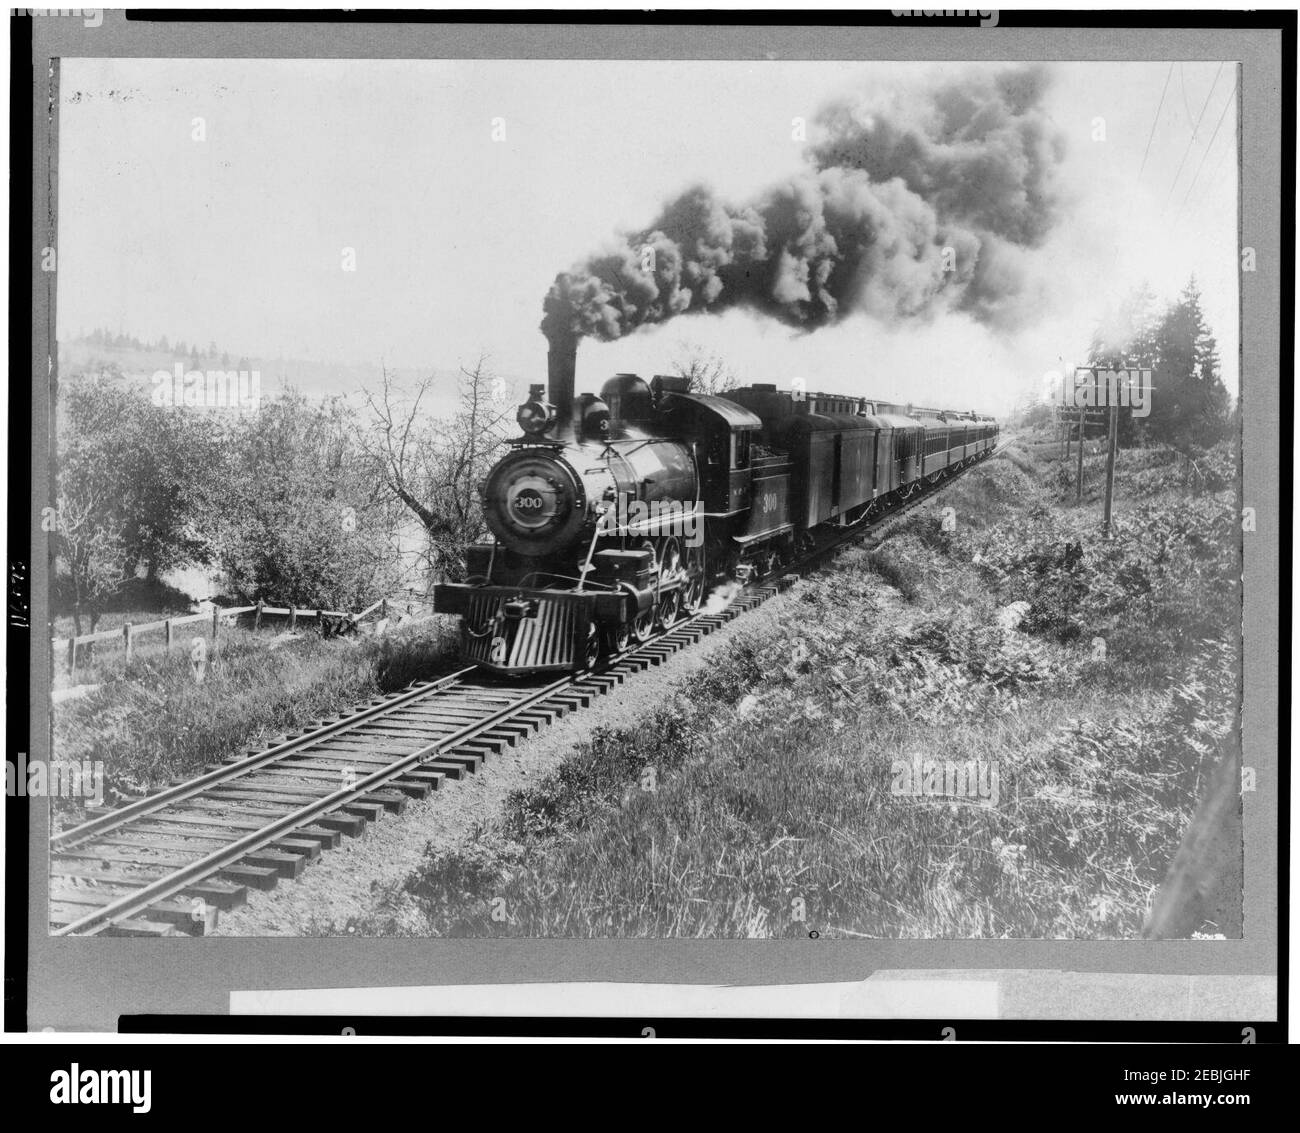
[52,672,576,936]
[50,664,479,851]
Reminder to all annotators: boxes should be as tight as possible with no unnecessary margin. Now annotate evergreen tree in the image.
[1150,277,1230,450]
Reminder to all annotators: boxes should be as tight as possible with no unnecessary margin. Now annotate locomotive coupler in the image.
[503,597,540,620]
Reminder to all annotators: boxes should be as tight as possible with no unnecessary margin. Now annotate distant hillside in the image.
[56,335,519,416]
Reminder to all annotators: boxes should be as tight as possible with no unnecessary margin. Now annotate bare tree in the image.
[360,355,514,584]
[670,339,738,395]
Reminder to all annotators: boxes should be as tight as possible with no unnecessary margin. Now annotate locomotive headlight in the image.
[504,473,561,531]
[517,398,557,436]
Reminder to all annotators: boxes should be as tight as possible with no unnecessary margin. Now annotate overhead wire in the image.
[1136,62,1175,183]
[1175,76,1237,222]
[1163,62,1226,209]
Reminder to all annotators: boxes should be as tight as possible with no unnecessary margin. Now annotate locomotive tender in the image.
[433,339,998,674]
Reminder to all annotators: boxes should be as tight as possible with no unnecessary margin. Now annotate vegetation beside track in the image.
[51,619,460,821]
[349,435,1240,939]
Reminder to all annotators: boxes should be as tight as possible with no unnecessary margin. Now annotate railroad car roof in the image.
[771,411,922,433]
[871,413,926,429]
[669,391,763,429]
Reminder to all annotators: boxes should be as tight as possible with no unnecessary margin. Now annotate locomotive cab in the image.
[656,385,760,519]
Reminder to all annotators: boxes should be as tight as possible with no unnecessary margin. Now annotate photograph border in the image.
[9,8,1291,1037]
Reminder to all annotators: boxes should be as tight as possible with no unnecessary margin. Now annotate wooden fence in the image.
[54,592,437,679]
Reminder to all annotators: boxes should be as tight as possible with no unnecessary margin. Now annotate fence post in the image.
[212,605,220,644]
[165,618,174,651]
[289,606,297,632]
[123,622,133,660]
[67,637,76,680]
[380,598,388,619]
[254,600,264,632]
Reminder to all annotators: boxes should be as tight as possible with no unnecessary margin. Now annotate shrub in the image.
[971,488,1238,671]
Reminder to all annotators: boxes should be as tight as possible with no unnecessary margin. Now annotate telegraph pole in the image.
[1075,403,1086,503]
[1103,402,1119,536]
[1060,370,1070,460]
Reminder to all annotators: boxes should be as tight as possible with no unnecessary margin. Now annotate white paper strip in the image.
[231,979,998,1019]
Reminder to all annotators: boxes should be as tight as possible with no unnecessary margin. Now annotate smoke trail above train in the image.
[540,65,1069,350]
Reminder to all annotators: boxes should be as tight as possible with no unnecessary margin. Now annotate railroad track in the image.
[48,443,1010,936]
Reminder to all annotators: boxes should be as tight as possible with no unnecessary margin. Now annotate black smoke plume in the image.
[541,66,1067,346]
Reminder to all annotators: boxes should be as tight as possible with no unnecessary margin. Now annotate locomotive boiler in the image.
[433,339,998,674]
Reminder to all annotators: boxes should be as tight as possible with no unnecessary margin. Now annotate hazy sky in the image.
[57,58,1239,414]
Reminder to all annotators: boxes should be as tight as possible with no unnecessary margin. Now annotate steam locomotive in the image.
[432,341,998,674]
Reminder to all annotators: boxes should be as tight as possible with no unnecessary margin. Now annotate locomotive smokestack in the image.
[547,332,578,435]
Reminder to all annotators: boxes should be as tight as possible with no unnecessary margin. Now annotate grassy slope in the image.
[51,618,460,821]
[358,436,1240,939]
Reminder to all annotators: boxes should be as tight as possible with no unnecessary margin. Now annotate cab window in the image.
[733,431,751,469]
[706,433,726,466]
